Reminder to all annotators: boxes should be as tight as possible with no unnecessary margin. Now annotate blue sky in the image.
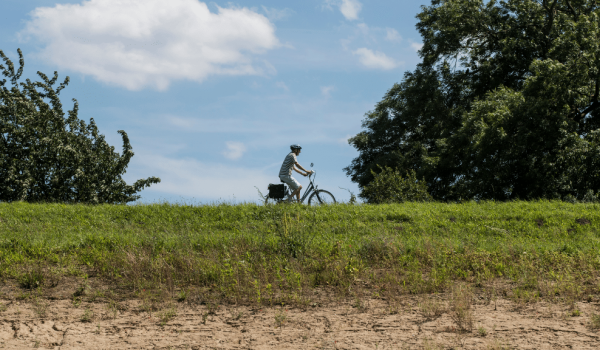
[1,0,429,204]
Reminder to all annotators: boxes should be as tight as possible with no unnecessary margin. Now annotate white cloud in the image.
[324,0,362,21]
[386,28,402,42]
[222,141,247,160]
[357,23,369,35]
[18,0,279,91]
[339,0,362,20]
[321,86,335,97]
[261,6,294,21]
[411,42,424,52]
[276,81,289,91]
[353,48,398,70]
[134,154,271,201]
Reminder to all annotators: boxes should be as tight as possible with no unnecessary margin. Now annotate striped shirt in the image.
[279,152,297,177]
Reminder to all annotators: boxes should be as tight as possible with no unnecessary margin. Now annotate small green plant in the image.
[199,302,219,325]
[72,297,82,308]
[0,303,7,313]
[177,289,187,302]
[478,326,488,337]
[80,308,93,323]
[207,302,218,315]
[571,309,581,317]
[352,296,369,312]
[106,300,121,320]
[158,307,177,326]
[229,309,244,321]
[73,276,90,297]
[16,291,31,300]
[274,309,287,328]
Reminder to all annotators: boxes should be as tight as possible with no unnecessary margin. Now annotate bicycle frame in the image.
[297,172,318,203]
[280,171,318,204]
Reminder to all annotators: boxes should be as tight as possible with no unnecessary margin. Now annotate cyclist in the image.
[279,144,313,203]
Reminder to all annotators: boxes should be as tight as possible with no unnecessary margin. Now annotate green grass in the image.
[0,200,599,306]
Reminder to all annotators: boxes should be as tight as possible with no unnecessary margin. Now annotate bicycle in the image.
[265,163,336,205]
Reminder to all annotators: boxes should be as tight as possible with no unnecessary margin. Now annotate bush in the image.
[359,165,432,204]
[0,49,159,203]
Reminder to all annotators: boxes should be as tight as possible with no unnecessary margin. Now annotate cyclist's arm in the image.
[294,163,312,175]
[293,165,307,176]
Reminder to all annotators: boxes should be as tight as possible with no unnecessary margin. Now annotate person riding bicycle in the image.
[279,144,313,203]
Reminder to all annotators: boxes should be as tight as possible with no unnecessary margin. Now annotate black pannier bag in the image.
[268,184,286,199]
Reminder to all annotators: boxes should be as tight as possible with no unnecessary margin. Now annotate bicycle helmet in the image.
[290,144,302,151]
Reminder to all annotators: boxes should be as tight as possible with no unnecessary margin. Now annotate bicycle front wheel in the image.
[308,190,336,206]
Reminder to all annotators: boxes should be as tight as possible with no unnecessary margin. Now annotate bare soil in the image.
[0,295,599,349]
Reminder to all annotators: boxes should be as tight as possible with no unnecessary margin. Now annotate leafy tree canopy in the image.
[346,0,600,201]
[0,49,160,203]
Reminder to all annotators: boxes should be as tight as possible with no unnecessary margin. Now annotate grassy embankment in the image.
[0,201,599,310]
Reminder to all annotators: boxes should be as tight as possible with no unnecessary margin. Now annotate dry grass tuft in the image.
[422,338,444,350]
[419,296,446,320]
[450,284,474,332]
[32,297,49,319]
[486,337,512,349]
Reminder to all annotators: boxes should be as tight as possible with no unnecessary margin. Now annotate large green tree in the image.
[0,49,160,203]
[346,0,600,200]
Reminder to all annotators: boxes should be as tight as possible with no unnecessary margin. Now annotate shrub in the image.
[359,165,432,204]
[18,267,45,289]
[0,48,160,203]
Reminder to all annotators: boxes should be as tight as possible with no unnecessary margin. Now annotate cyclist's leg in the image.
[291,187,302,202]
[280,175,302,202]
[290,178,302,201]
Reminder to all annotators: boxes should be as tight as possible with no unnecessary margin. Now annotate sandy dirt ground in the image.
[0,295,599,350]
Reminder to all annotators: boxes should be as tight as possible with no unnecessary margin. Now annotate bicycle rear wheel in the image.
[308,190,336,206]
